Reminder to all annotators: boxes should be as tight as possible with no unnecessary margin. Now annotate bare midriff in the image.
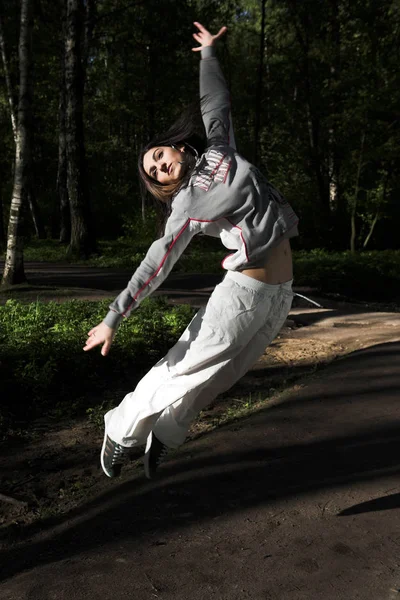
[241,238,293,285]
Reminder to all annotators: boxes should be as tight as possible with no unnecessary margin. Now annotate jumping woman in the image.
[84,22,299,479]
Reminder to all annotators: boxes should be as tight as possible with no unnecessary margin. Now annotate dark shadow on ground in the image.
[0,424,399,582]
[0,357,322,478]
[0,341,399,582]
[290,307,399,328]
[251,341,400,410]
[1,331,352,478]
[338,492,400,516]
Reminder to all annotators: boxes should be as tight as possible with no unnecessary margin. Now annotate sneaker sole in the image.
[143,431,153,480]
[100,428,113,478]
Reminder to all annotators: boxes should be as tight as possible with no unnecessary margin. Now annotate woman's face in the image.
[143,145,185,185]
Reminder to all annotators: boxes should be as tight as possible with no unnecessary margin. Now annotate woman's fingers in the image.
[193,21,227,38]
[192,22,227,50]
[101,340,112,357]
[83,335,101,351]
[193,21,207,32]
[83,327,105,352]
[83,335,111,354]
[214,26,227,39]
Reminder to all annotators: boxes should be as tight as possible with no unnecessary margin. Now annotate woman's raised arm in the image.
[192,22,236,150]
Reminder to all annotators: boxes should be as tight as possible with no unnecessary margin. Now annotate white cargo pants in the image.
[105,271,294,449]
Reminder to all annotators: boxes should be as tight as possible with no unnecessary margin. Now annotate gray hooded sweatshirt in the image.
[104,46,299,330]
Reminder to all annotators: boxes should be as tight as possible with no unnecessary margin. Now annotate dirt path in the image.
[0,262,223,305]
[1,268,400,599]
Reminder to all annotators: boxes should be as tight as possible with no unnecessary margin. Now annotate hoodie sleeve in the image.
[103,207,199,330]
[200,46,236,149]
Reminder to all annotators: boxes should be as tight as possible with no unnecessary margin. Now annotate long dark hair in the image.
[138,105,205,205]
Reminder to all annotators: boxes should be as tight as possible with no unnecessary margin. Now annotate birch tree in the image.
[0,8,16,247]
[0,11,17,140]
[1,0,34,285]
[0,2,44,241]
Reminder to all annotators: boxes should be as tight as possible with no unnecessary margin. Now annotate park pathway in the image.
[1,336,400,599]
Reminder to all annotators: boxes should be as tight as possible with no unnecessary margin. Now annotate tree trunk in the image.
[57,0,70,243]
[1,7,45,240]
[65,0,95,257]
[362,207,379,250]
[2,0,34,286]
[0,187,5,246]
[146,46,156,141]
[350,130,366,253]
[142,44,157,223]
[363,168,389,249]
[289,3,330,224]
[28,188,46,239]
[0,11,17,140]
[328,0,348,248]
[304,69,330,221]
[82,0,95,81]
[0,12,13,247]
[328,0,341,210]
[0,6,17,249]
[57,88,70,243]
[253,0,266,167]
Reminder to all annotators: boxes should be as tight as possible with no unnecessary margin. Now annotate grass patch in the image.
[201,392,266,430]
[19,238,149,269]
[19,236,225,273]
[0,297,194,438]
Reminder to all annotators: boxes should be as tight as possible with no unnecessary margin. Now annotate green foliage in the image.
[0,297,194,437]
[20,237,147,268]
[2,0,400,254]
[293,249,400,302]
[86,399,116,430]
[21,236,225,272]
[15,239,70,262]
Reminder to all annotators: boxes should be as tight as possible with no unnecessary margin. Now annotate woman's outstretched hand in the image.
[192,21,227,52]
[83,321,115,356]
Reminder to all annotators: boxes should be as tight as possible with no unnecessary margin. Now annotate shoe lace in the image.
[156,445,169,466]
[112,443,128,465]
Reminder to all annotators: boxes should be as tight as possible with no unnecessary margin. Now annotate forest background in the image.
[1,0,400,275]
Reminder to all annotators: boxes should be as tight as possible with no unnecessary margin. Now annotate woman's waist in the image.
[241,239,293,284]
